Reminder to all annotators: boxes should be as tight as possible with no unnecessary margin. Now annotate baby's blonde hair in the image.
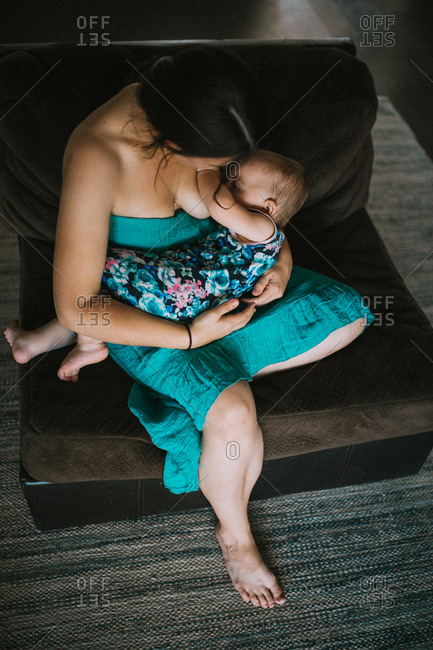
[245,150,308,226]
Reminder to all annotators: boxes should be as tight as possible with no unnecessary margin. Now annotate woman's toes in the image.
[262,588,275,608]
[273,588,286,605]
[238,588,250,604]
[257,592,269,608]
[250,594,261,607]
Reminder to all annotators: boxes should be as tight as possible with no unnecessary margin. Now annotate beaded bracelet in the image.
[184,324,192,350]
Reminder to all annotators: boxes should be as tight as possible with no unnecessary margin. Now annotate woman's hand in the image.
[189,299,256,348]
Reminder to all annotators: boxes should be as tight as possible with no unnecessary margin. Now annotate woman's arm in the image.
[53,139,255,349]
[196,169,275,242]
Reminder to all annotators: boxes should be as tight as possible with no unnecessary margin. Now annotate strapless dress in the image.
[102,211,284,322]
[105,210,374,494]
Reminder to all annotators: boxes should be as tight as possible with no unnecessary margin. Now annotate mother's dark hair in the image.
[123,45,268,161]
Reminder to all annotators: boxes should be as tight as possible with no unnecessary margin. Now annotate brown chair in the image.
[1,38,432,530]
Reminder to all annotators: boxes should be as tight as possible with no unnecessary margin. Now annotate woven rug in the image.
[0,97,432,649]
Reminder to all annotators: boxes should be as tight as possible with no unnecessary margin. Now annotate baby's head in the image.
[229,150,308,226]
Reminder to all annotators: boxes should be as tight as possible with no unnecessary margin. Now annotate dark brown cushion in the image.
[18,208,433,482]
[2,41,432,485]
[0,41,376,241]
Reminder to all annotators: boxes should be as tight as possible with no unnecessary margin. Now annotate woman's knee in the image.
[338,317,367,347]
[253,316,368,378]
[205,380,257,434]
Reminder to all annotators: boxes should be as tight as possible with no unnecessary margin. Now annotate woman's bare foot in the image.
[4,318,76,364]
[215,522,286,609]
[57,336,108,382]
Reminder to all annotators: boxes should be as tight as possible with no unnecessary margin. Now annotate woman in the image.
[52,46,372,609]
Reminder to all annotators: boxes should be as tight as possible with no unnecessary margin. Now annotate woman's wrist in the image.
[184,323,193,350]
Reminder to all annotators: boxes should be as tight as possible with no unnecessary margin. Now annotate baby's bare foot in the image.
[215,522,286,609]
[4,318,77,364]
[4,319,38,363]
[58,340,108,382]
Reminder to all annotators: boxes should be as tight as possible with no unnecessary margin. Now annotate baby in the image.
[5,150,308,381]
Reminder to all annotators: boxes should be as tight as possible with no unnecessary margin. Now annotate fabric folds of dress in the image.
[105,211,374,494]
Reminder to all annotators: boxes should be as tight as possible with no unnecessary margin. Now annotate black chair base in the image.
[21,430,433,531]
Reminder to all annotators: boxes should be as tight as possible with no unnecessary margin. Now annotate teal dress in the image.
[106,210,374,494]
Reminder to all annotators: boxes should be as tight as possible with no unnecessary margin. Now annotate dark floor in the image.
[1,0,432,160]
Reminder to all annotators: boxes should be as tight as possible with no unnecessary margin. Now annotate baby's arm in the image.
[196,169,275,242]
[241,235,294,305]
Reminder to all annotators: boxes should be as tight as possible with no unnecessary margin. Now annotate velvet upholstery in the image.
[16,206,433,482]
[0,40,375,240]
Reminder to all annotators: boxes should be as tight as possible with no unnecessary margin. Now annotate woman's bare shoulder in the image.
[58,119,125,226]
[63,83,141,169]
[63,126,120,176]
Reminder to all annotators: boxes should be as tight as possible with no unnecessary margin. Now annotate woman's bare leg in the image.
[198,318,366,608]
[199,380,286,609]
[252,318,367,379]
[4,318,76,364]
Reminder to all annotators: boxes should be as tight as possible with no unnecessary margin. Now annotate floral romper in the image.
[102,212,284,323]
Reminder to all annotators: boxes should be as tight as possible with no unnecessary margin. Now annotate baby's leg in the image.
[4,318,76,364]
[57,333,108,382]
